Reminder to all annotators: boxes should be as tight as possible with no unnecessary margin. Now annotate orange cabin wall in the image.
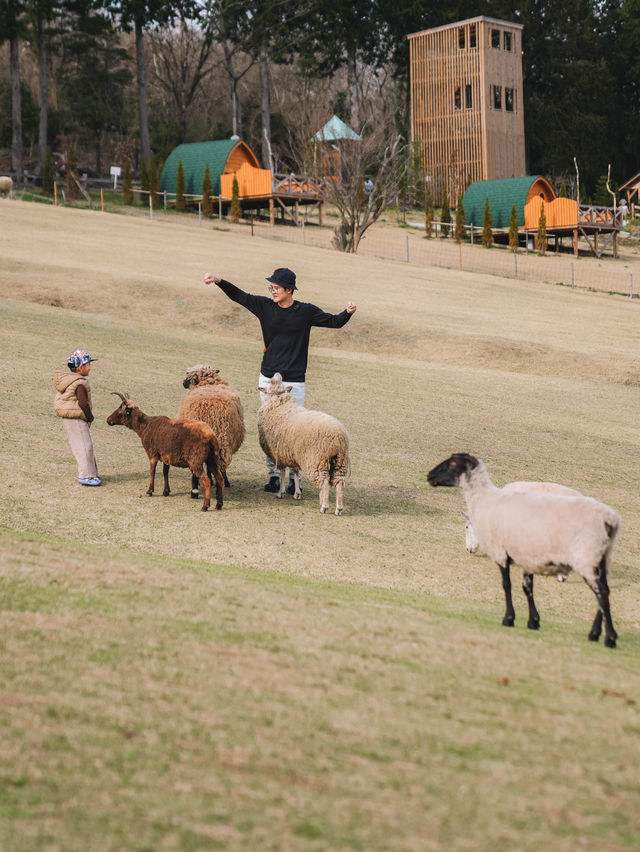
[220,162,273,198]
[525,196,578,229]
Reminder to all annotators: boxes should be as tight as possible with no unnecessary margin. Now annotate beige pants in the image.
[63,419,98,479]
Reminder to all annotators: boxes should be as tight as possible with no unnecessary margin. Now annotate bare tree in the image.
[150,16,217,143]
[328,127,406,252]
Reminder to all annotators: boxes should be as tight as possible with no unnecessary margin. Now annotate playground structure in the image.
[463,176,624,257]
[159,139,328,225]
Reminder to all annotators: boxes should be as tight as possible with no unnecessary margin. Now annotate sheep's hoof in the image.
[604,636,617,648]
[163,490,170,497]
[190,489,200,499]
[588,631,601,642]
[215,502,223,510]
[527,620,540,630]
[294,493,302,501]
[201,505,209,512]
[320,506,328,514]
[276,492,284,500]
[335,508,343,516]
[146,491,153,497]
[502,616,515,627]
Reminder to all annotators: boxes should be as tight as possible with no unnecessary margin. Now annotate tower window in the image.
[505,88,514,111]
[458,27,465,49]
[491,29,500,48]
[492,85,502,109]
[469,24,476,47]
[503,32,512,51]
[465,85,473,109]
[454,87,462,110]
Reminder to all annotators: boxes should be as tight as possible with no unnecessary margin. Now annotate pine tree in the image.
[122,161,134,205]
[424,189,434,238]
[481,197,493,247]
[509,204,519,251]
[42,150,55,197]
[175,159,186,211]
[140,158,149,206]
[230,174,241,222]
[454,193,465,241]
[440,188,450,238]
[559,179,568,198]
[593,175,611,206]
[201,163,213,217]
[537,201,547,254]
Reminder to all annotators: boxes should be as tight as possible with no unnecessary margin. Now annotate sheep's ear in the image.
[285,386,294,393]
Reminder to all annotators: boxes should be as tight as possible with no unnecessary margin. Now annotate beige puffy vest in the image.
[54,371,92,419]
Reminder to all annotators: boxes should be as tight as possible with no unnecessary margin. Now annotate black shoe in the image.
[264,476,281,493]
[286,481,297,495]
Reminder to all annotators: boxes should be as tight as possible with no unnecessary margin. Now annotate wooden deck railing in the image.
[578,205,624,228]
[272,173,330,197]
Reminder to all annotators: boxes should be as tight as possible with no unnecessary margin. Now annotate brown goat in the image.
[106,392,224,511]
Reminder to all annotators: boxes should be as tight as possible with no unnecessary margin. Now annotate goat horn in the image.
[111,391,127,403]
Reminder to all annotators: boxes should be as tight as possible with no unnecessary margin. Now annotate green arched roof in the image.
[462,176,545,228]
[160,140,250,196]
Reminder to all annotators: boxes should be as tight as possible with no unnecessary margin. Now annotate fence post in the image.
[198,202,202,227]
[406,235,410,263]
[630,274,633,299]
[148,194,153,220]
[470,223,474,244]
[301,218,305,244]
[163,190,167,211]
[514,251,518,279]
[571,262,575,289]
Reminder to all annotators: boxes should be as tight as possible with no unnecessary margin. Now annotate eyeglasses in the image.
[267,285,283,293]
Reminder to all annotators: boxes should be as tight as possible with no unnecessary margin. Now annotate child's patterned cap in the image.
[67,349,97,368]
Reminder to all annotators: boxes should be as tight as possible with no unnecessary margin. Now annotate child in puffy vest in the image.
[54,349,101,486]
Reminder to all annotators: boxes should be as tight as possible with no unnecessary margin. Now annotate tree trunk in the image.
[135,18,151,166]
[346,43,360,132]
[260,37,271,169]
[37,18,49,177]
[10,31,23,177]
[231,77,242,137]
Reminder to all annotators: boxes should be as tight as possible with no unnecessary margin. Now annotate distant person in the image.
[54,349,101,486]
[619,198,629,225]
[203,267,357,492]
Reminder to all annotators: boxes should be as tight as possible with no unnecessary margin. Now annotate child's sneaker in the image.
[79,476,101,486]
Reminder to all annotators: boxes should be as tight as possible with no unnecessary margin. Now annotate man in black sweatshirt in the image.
[203,266,356,492]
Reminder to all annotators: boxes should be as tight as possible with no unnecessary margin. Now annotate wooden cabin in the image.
[408,17,526,204]
[160,138,326,225]
[463,176,623,256]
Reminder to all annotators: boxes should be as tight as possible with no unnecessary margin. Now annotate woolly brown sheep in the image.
[0,176,13,198]
[107,392,224,511]
[178,365,245,495]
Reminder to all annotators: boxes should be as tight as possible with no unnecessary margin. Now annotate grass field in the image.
[1,200,640,851]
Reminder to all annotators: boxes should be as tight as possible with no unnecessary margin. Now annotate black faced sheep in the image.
[428,453,621,647]
[178,364,245,495]
[106,392,224,511]
[257,373,350,515]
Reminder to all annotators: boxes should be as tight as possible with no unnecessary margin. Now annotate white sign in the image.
[110,165,122,189]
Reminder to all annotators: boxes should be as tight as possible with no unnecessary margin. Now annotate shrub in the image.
[537,201,547,254]
[201,163,213,217]
[230,174,241,222]
[509,204,519,251]
[122,161,133,205]
[454,193,465,241]
[440,188,450,238]
[424,189,434,238]
[175,159,186,211]
[481,197,493,247]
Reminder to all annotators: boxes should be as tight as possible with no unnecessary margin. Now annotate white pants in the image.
[63,419,98,479]
[259,374,305,479]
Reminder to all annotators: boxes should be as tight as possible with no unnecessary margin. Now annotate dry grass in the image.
[1,199,640,850]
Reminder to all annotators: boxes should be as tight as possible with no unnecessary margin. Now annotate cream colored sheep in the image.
[178,365,245,495]
[463,481,582,580]
[0,176,13,199]
[257,373,350,515]
[428,453,621,648]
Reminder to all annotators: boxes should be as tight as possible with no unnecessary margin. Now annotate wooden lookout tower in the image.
[408,16,526,205]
